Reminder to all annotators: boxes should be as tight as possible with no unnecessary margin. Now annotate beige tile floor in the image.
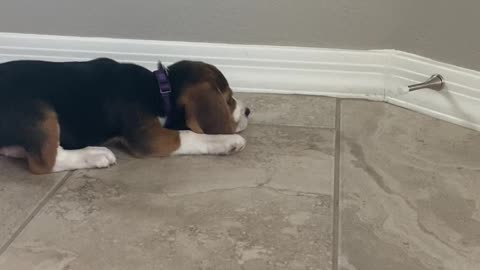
[0,93,479,270]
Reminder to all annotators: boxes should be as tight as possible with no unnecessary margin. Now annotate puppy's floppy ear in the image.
[181,82,234,134]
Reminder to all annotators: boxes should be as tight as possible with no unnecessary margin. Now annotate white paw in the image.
[227,135,247,154]
[213,135,246,155]
[174,131,247,156]
[83,147,117,168]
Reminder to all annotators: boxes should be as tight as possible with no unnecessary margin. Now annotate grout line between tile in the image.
[250,122,336,130]
[0,171,74,256]
[332,99,341,270]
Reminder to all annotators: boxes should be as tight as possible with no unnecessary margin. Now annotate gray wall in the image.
[390,0,480,70]
[1,0,479,70]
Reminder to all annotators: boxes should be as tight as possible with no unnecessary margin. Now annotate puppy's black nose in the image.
[245,108,251,117]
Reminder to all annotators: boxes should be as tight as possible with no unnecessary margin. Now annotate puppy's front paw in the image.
[226,135,246,154]
[211,134,246,155]
[174,131,246,156]
[84,147,117,168]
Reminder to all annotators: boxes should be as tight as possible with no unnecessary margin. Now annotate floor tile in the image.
[0,158,67,249]
[64,125,335,197]
[0,124,334,270]
[339,100,480,270]
[236,93,336,128]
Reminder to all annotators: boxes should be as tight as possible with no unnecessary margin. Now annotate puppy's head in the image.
[168,61,250,134]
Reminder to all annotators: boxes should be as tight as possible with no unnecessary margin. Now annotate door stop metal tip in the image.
[408,74,445,92]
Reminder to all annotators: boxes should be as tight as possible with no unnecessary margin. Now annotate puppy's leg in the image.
[173,131,246,155]
[0,101,116,174]
[124,117,246,157]
[23,107,116,174]
[25,109,60,174]
[51,146,116,172]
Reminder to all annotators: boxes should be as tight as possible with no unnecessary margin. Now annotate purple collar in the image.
[153,63,173,127]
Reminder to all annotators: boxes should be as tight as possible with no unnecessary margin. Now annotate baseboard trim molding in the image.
[385,50,480,132]
[0,32,479,131]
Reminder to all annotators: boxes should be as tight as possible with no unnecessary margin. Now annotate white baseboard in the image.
[385,50,480,131]
[0,32,479,131]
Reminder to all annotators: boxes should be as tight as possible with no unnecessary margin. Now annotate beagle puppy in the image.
[0,58,251,174]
